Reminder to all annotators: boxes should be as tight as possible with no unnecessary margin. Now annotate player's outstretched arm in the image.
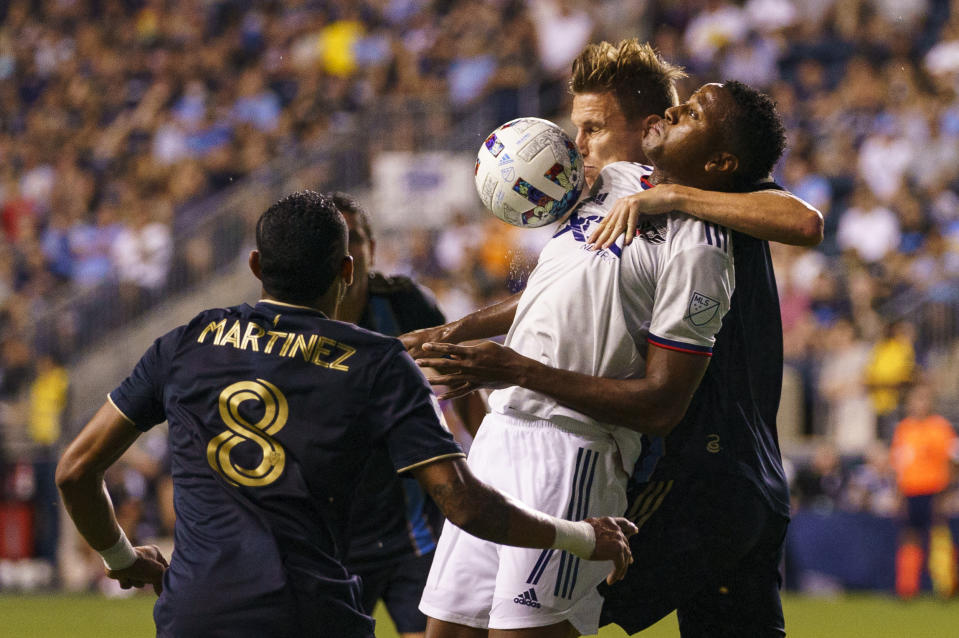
[399,293,521,357]
[413,458,636,584]
[56,402,169,595]
[587,184,824,249]
[416,340,708,437]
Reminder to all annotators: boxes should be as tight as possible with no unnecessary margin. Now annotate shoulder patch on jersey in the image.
[685,291,720,327]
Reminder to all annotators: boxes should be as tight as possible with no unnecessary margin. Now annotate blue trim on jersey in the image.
[704,222,729,252]
[553,447,598,599]
[527,549,554,585]
[648,333,713,356]
[554,552,569,597]
[402,473,437,555]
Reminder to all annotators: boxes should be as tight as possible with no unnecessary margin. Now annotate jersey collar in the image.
[256,299,329,319]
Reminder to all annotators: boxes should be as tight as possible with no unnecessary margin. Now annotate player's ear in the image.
[341,255,354,287]
[705,152,738,177]
[640,113,662,132]
[249,250,262,281]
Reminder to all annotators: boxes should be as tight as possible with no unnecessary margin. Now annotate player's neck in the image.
[337,279,369,323]
[649,168,726,191]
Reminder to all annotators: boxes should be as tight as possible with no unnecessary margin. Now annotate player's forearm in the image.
[446,293,520,342]
[669,185,823,246]
[428,469,555,549]
[512,358,697,437]
[422,460,601,558]
[56,402,142,551]
[56,472,125,551]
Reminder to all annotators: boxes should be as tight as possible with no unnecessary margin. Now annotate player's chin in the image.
[584,167,598,187]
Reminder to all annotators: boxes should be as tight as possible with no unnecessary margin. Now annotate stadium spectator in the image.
[890,383,959,599]
[836,184,901,264]
[817,318,876,452]
[793,441,846,512]
[865,320,918,440]
[111,200,174,316]
[841,441,899,517]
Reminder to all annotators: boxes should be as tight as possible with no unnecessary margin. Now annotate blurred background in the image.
[0,0,958,616]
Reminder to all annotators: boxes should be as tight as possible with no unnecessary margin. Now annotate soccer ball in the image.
[474,117,585,228]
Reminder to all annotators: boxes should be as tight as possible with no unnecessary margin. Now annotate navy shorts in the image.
[904,494,935,532]
[354,551,434,633]
[599,475,788,638]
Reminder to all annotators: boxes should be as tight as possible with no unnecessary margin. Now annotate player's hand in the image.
[587,185,679,251]
[400,324,455,359]
[585,516,637,585]
[414,341,522,399]
[106,545,169,596]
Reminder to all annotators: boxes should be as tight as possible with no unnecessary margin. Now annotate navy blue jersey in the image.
[633,183,790,518]
[346,273,448,570]
[109,300,463,638]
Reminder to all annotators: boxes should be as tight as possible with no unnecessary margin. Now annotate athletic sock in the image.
[928,525,957,599]
[896,543,924,599]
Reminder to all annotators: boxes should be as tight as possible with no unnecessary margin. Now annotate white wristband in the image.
[99,530,137,571]
[551,519,596,559]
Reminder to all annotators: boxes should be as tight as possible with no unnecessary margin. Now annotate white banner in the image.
[370,151,478,229]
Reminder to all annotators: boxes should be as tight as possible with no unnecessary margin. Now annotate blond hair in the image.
[570,39,686,121]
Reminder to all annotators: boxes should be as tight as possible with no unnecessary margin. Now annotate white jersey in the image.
[488,161,735,471]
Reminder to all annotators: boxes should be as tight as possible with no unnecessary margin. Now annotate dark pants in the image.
[600,475,788,638]
[353,551,434,634]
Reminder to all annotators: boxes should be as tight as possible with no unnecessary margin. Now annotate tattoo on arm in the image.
[428,479,511,543]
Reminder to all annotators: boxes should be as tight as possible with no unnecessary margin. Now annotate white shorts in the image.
[419,412,630,635]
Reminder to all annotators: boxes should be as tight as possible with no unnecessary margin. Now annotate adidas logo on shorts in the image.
[513,588,542,608]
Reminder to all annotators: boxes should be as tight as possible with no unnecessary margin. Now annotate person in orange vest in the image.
[890,383,959,599]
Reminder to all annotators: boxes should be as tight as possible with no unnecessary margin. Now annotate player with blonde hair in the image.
[405,39,822,638]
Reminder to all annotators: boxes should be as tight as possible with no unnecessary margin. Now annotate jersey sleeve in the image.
[108,325,186,432]
[364,343,464,473]
[647,220,734,356]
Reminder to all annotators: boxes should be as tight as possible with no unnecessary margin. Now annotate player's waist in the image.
[488,403,644,473]
[487,408,609,437]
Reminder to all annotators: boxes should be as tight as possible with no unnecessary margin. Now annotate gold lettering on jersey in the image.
[264,330,285,354]
[328,343,355,371]
[207,379,288,487]
[198,320,354,372]
[197,319,228,344]
[241,322,265,351]
[277,333,295,357]
[312,337,334,367]
[220,320,242,348]
[287,333,317,361]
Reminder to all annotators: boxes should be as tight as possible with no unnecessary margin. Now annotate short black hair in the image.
[720,80,787,189]
[328,191,372,241]
[255,190,347,305]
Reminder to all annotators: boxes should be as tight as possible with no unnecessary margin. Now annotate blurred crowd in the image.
[1,0,959,592]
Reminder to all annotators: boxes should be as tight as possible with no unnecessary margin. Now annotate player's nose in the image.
[575,130,588,156]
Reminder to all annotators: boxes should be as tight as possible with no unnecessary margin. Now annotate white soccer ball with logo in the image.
[474,117,585,228]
